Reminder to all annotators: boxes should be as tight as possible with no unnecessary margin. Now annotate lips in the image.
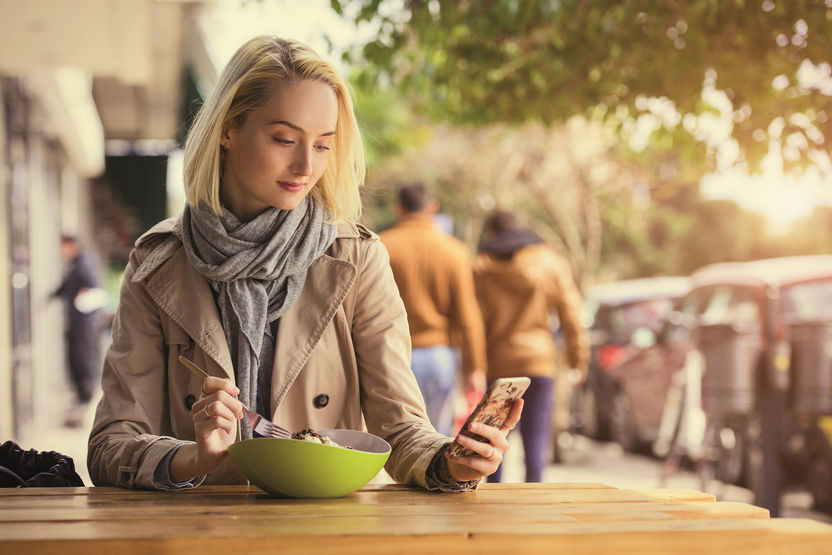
[278,181,305,193]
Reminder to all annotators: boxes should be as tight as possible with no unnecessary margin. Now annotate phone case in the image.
[446,377,530,458]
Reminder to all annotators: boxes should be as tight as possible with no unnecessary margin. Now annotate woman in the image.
[473,210,587,482]
[88,36,521,491]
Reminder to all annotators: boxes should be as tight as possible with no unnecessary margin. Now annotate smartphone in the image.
[446,377,530,458]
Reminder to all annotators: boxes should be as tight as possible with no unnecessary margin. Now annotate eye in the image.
[314,144,331,152]
[274,137,294,145]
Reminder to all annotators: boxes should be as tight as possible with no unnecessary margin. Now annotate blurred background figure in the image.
[51,235,105,427]
[379,182,487,436]
[473,210,588,482]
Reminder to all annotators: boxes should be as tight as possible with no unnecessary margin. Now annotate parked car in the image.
[807,416,832,513]
[606,255,832,514]
[570,276,691,440]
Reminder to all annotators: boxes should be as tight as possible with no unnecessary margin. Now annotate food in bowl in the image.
[291,428,351,448]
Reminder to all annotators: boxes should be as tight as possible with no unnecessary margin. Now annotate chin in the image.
[272,193,310,212]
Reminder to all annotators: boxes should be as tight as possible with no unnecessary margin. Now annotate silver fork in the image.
[178,355,292,439]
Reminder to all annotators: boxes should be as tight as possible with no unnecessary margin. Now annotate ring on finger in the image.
[203,403,211,417]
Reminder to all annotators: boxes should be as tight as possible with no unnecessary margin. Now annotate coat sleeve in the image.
[350,237,451,487]
[448,245,487,376]
[87,249,191,489]
[547,250,590,373]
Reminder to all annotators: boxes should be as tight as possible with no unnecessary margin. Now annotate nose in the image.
[290,145,313,177]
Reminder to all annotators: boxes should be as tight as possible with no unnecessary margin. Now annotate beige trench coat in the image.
[88,217,450,489]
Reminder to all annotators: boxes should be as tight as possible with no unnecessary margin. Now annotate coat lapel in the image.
[271,253,357,410]
[144,247,235,380]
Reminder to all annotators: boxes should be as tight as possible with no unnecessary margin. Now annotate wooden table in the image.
[2,482,830,554]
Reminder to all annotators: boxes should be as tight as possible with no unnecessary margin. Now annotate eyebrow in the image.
[267,119,336,137]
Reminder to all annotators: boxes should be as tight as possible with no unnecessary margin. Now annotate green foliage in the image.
[351,79,423,166]
[334,0,832,173]
[677,199,770,272]
[349,76,433,232]
[594,184,810,280]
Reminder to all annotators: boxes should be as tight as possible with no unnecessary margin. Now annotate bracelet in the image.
[435,446,480,491]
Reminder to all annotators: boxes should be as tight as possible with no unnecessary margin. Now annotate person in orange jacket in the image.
[379,183,487,435]
[473,210,588,482]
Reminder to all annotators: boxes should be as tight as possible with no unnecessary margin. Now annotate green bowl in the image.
[227,429,391,498]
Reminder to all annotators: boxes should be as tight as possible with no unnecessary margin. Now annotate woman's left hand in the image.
[445,398,524,482]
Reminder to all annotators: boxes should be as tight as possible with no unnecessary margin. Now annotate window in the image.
[782,279,832,322]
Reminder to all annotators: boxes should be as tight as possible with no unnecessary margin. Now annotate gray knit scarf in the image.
[181,196,337,438]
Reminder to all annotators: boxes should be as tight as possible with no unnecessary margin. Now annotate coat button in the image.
[185,394,196,410]
[313,394,329,409]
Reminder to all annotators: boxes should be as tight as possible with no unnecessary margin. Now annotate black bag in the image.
[0,441,84,487]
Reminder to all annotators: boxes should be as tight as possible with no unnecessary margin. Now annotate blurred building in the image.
[0,0,217,440]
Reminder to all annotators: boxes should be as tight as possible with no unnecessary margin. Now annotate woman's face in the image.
[220,79,337,221]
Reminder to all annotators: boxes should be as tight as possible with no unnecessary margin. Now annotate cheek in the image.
[252,144,283,173]
[229,142,273,177]
[312,154,331,181]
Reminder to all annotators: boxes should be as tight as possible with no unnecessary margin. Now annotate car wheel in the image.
[807,424,832,513]
[610,388,638,452]
[579,385,600,439]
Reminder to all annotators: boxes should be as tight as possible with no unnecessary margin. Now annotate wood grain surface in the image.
[1,482,829,554]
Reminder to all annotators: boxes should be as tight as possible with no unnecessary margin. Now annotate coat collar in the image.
[140,220,359,392]
[144,247,234,378]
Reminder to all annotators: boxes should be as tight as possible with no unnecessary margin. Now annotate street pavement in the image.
[509,431,832,524]
[15,388,832,525]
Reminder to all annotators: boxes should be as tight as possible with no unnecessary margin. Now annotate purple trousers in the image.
[488,375,554,483]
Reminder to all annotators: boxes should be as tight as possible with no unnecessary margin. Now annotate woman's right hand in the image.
[170,377,243,482]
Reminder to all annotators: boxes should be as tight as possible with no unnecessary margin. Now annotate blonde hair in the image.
[183,36,365,223]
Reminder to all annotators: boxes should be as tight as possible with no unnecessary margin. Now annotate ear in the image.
[220,122,232,150]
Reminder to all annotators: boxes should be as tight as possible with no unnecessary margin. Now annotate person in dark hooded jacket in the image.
[473,210,588,482]
[52,234,103,425]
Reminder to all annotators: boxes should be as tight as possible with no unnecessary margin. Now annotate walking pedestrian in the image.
[379,183,487,435]
[52,234,104,427]
[473,210,588,482]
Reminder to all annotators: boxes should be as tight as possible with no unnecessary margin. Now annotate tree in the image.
[363,116,642,288]
[333,0,832,175]
[678,198,771,271]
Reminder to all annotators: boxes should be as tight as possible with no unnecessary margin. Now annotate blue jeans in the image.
[411,345,457,436]
[489,375,554,483]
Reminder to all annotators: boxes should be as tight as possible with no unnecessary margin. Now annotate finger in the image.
[193,403,239,439]
[447,457,492,476]
[194,400,228,422]
[193,410,237,439]
[468,421,510,452]
[445,448,502,476]
[200,377,239,398]
[213,389,244,420]
[193,391,243,421]
[503,398,524,431]
[453,433,502,460]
